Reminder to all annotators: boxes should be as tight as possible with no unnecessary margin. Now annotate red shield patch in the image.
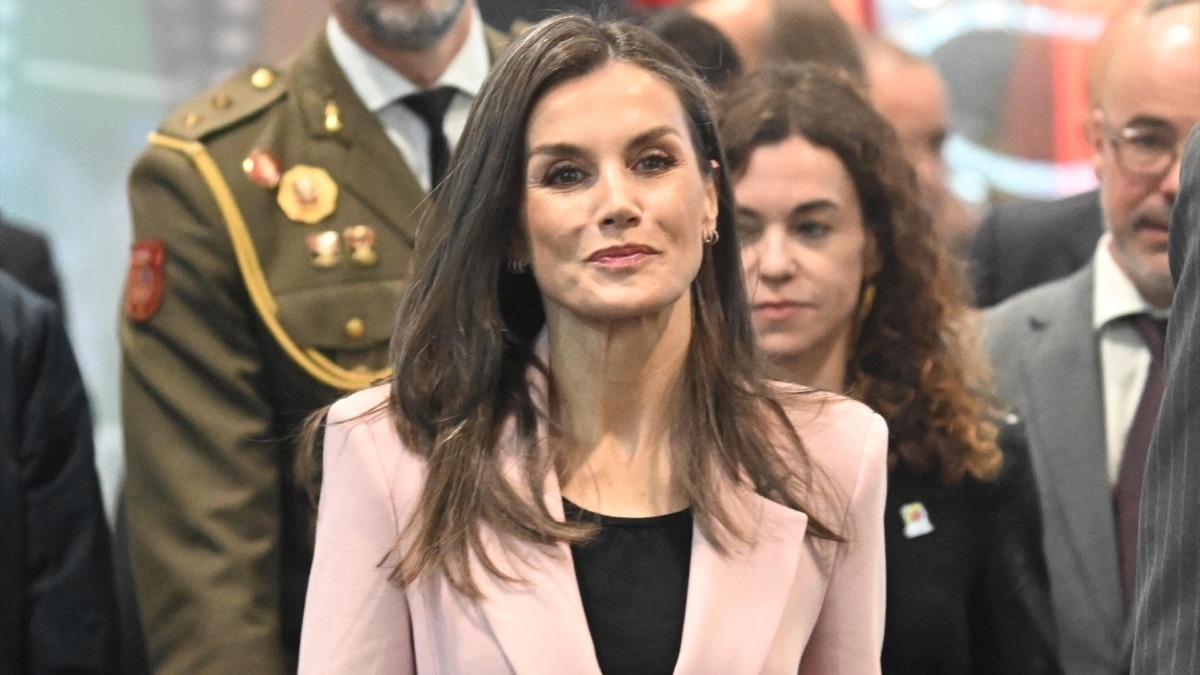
[125,239,166,322]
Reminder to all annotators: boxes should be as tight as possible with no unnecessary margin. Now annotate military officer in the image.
[119,0,508,672]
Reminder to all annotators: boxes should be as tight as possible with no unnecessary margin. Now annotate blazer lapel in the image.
[287,35,430,244]
[674,480,810,674]
[471,412,601,675]
[1019,268,1124,637]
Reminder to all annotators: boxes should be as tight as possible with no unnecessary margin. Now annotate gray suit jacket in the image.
[1131,123,1200,674]
[985,266,1128,675]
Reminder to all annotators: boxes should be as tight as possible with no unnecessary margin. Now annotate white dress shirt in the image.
[1091,234,1171,485]
[326,11,491,192]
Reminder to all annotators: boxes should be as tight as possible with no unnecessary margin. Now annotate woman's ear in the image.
[863,230,882,280]
[704,161,720,227]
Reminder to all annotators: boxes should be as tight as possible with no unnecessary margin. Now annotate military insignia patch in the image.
[278,164,338,224]
[125,239,166,322]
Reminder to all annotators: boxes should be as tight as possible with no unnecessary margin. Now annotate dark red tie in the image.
[1115,313,1168,607]
[402,87,457,190]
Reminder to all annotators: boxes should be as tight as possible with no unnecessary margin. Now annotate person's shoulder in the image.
[328,383,394,428]
[153,64,289,145]
[986,262,1091,327]
[772,385,888,486]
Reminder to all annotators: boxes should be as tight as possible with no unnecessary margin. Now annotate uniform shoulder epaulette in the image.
[158,65,288,142]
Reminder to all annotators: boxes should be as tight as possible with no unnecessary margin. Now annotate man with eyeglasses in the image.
[983,1,1199,674]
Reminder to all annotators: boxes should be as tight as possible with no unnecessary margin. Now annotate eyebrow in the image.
[527,125,682,159]
[1117,115,1177,134]
[736,200,839,220]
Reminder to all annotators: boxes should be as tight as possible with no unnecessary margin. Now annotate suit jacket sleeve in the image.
[1131,123,1200,674]
[298,396,413,674]
[799,412,888,674]
[120,141,286,674]
[2,274,118,673]
[970,418,1063,674]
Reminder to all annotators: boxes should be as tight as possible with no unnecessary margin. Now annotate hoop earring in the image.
[702,229,720,245]
[507,258,529,274]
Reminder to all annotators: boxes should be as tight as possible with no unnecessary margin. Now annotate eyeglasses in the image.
[1105,121,1184,180]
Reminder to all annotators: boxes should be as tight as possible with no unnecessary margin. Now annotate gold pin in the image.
[211,93,233,110]
[344,317,366,341]
[306,230,342,268]
[278,165,338,224]
[343,225,378,266]
[324,99,343,134]
[242,150,282,189]
[250,67,275,90]
[184,111,201,127]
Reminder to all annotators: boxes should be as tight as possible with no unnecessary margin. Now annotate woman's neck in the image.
[547,298,693,517]
[769,328,853,394]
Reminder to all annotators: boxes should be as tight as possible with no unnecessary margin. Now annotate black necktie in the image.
[1115,313,1168,607]
[401,87,457,190]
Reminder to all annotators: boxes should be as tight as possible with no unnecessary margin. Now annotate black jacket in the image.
[968,190,1103,308]
[0,271,118,674]
[882,416,1062,674]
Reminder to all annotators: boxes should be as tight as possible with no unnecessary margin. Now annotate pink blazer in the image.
[299,383,887,674]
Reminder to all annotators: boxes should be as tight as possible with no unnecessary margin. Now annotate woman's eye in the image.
[735,217,762,243]
[792,221,831,239]
[543,165,585,187]
[635,152,678,173]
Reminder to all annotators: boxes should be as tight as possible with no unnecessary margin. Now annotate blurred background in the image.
[0,0,1128,517]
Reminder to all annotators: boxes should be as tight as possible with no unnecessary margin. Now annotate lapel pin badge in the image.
[243,150,282,189]
[278,164,338,224]
[900,502,934,539]
[343,225,378,267]
[306,230,343,268]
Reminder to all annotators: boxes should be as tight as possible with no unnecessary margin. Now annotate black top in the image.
[882,417,1062,674]
[564,499,693,675]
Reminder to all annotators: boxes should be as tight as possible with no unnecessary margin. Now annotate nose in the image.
[1159,149,1184,202]
[596,163,641,229]
[755,226,796,282]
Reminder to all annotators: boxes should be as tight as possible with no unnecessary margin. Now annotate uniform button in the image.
[344,318,365,341]
[184,111,201,127]
[212,93,233,109]
[250,67,275,90]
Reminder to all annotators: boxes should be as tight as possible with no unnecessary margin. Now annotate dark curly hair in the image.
[719,63,1001,484]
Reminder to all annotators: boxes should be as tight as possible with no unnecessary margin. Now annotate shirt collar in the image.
[1091,232,1170,331]
[325,8,489,113]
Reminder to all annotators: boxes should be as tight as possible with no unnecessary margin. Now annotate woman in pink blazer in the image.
[299,15,887,674]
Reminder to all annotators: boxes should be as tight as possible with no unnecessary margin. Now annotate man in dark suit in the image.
[1132,123,1200,674]
[119,0,507,672]
[984,2,1199,673]
[0,214,62,304]
[969,190,1103,307]
[0,271,118,674]
[968,5,1147,308]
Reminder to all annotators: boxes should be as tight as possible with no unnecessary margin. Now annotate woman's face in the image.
[521,61,718,325]
[734,135,876,373]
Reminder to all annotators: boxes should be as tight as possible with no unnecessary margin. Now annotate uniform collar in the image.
[325,9,489,113]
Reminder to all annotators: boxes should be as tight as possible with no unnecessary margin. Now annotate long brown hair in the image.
[719,63,1002,484]
[380,16,839,598]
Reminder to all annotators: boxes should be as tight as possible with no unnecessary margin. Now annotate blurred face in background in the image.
[1091,3,1200,308]
[333,0,467,50]
[871,61,947,205]
[735,135,876,385]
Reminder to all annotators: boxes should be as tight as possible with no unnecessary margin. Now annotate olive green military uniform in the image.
[120,29,507,674]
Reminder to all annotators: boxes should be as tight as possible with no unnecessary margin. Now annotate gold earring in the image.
[702,229,720,245]
[507,258,529,274]
[854,282,876,341]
